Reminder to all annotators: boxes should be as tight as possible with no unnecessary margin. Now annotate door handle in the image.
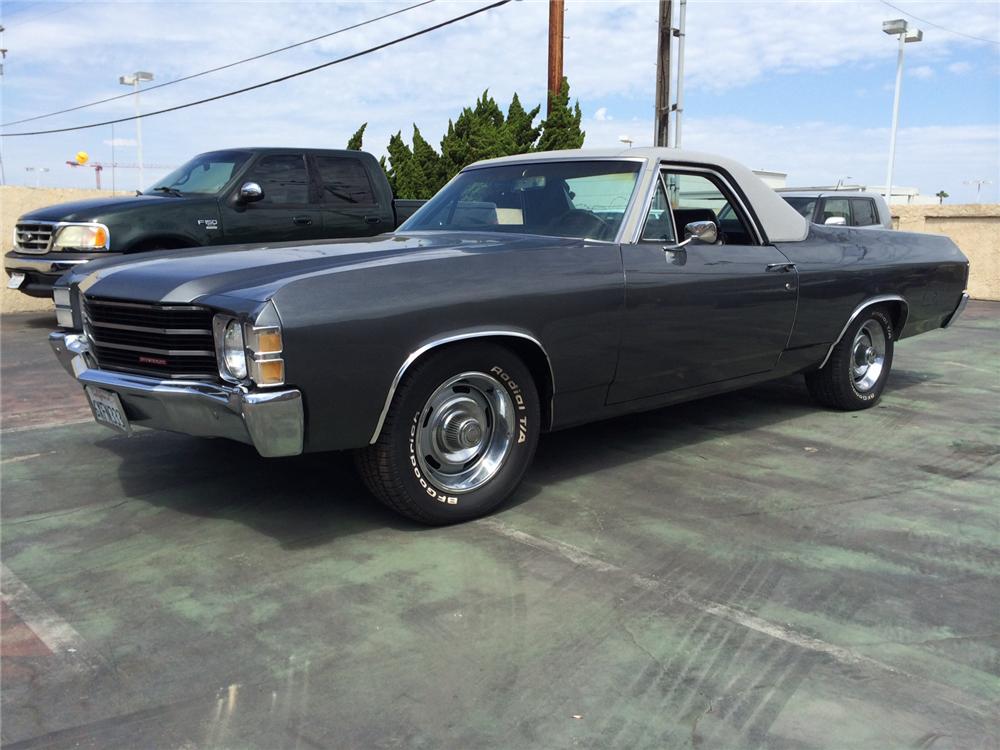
[364,216,382,225]
[765,262,796,273]
[292,216,313,226]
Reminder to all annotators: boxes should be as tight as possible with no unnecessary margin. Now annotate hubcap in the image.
[415,372,515,493]
[850,320,887,392]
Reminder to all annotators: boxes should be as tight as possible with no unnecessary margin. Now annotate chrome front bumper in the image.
[50,332,304,457]
[942,291,970,329]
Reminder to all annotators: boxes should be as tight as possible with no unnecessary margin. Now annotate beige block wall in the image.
[892,203,1000,301]
[2,187,998,316]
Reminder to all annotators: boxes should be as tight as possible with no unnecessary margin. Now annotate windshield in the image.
[782,196,817,219]
[146,150,252,195]
[401,160,643,241]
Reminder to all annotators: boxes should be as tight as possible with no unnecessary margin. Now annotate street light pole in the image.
[119,71,154,190]
[882,20,922,205]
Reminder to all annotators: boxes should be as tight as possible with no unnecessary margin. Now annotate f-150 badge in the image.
[197,219,219,230]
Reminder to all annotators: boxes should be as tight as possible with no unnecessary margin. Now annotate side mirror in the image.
[684,220,718,244]
[663,220,718,251]
[824,216,847,226]
[239,182,264,204]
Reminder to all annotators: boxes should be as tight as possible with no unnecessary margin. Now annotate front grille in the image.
[83,297,220,380]
[15,222,55,254]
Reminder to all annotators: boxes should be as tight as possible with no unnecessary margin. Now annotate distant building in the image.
[753,170,787,190]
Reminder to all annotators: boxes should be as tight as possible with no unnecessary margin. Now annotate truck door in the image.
[220,153,325,244]
[311,154,389,237]
[608,168,798,403]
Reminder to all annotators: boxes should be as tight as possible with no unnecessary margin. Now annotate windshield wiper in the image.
[152,186,183,197]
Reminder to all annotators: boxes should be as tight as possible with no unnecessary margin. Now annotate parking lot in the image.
[2,303,998,748]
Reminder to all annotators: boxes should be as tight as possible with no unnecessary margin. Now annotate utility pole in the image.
[547,0,564,115]
[654,0,672,147]
[672,0,687,147]
[964,179,991,203]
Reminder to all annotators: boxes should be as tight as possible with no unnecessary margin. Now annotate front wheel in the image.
[357,343,540,525]
[805,307,895,410]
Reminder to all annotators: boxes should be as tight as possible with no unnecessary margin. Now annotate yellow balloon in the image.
[75,151,89,165]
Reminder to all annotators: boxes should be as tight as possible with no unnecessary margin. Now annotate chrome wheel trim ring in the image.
[851,319,887,392]
[415,371,515,493]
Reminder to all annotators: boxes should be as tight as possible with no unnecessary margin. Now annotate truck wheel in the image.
[357,343,540,525]
[805,307,895,410]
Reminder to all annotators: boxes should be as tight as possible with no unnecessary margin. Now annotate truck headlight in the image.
[52,223,110,251]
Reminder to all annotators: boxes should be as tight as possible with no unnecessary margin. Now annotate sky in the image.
[1,0,998,202]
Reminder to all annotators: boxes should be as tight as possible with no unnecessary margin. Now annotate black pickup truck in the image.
[5,147,423,297]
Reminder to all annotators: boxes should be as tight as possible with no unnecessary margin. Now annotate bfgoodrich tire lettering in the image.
[357,342,540,524]
[805,307,895,410]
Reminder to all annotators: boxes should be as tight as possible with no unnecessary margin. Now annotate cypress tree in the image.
[536,78,585,152]
[504,93,541,153]
[411,125,446,197]
[385,131,414,197]
[346,123,367,151]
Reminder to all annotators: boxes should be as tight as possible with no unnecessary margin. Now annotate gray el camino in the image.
[50,148,970,524]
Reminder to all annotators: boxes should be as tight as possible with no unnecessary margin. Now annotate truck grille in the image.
[83,297,220,380]
[15,222,56,254]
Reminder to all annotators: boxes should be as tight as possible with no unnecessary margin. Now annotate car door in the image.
[311,154,388,237]
[220,153,325,244]
[609,168,798,403]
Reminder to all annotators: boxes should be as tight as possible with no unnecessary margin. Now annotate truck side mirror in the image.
[239,182,264,204]
[824,216,847,226]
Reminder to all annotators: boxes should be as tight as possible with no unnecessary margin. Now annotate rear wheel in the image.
[805,307,895,410]
[357,343,540,525]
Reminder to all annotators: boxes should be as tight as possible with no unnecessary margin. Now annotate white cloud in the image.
[594,107,611,122]
[910,65,935,79]
[948,61,973,74]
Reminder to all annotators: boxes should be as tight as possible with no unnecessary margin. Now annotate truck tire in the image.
[357,342,540,525]
[805,307,895,410]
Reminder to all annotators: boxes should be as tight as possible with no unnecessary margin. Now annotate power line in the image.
[1,0,436,127]
[879,0,1000,46]
[2,0,512,138]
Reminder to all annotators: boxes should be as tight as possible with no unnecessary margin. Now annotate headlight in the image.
[221,319,248,380]
[52,223,110,251]
[213,305,285,387]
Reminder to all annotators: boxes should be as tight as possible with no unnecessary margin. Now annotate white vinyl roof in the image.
[469,147,810,243]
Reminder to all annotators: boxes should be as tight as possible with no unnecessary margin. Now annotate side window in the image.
[245,154,309,205]
[640,178,676,242]
[315,156,377,206]
[850,198,877,226]
[663,171,755,245]
[820,198,850,224]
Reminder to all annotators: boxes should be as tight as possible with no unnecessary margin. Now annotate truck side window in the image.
[820,198,850,224]
[640,178,676,242]
[246,155,309,205]
[850,198,877,226]
[315,157,377,206]
[662,171,755,245]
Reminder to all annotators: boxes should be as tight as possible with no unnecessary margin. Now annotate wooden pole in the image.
[547,0,565,115]
[654,0,672,147]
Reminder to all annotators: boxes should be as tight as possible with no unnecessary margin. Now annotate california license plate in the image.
[86,386,131,434]
[6,272,25,289]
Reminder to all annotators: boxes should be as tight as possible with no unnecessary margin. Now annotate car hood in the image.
[19,195,196,222]
[67,232,573,307]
